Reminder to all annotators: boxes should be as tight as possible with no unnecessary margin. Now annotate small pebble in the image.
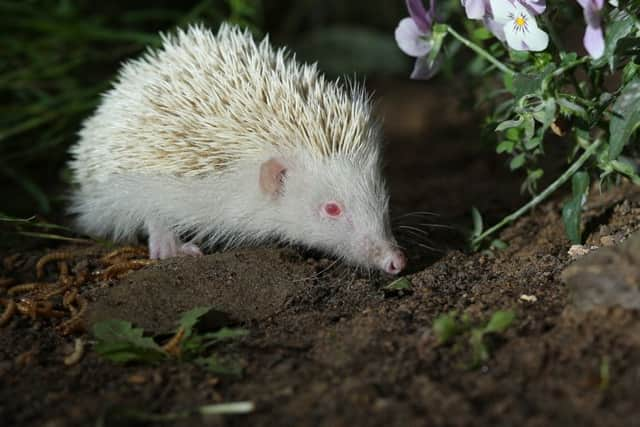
[568,244,598,258]
[520,294,538,303]
[599,235,617,247]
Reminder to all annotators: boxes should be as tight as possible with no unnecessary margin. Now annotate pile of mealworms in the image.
[0,246,154,341]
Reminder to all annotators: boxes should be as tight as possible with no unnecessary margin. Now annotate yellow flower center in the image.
[515,16,526,27]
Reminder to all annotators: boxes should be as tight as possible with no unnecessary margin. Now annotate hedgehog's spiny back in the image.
[71,24,380,184]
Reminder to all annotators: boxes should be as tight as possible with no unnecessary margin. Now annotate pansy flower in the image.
[490,0,549,51]
[577,0,605,59]
[395,0,441,79]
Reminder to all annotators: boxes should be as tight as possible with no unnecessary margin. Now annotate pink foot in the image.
[148,224,203,259]
[179,242,203,257]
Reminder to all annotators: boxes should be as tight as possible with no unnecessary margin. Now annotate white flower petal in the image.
[490,0,516,24]
[395,17,432,57]
[523,25,549,51]
[504,17,548,51]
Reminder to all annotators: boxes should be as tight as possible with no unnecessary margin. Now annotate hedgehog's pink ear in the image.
[259,158,287,198]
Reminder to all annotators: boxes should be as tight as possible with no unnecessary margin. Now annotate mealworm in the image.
[36,252,75,279]
[63,338,85,366]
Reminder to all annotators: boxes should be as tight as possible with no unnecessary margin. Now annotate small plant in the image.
[93,306,248,375]
[395,0,640,248]
[383,277,413,296]
[432,310,515,367]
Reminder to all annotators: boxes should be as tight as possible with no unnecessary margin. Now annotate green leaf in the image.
[510,153,526,170]
[93,320,166,363]
[509,50,530,64]
[471,207,483,236]
[512,65,554,99]
[490,239,508,250]
[512,73,542,98]
[610,159,640,185]
[505,128,520,141]
[524,136,541,151]
[496,116,524,132]
[496,140,515,153]
[384,277,412,292]
[433,313,462,344]
[594,9,635,69]
[523,114,535,141]
[484,311,515,334]
[609,78,640,160]
[559,51,579,66]
[531,98,557,128]
[177,306,213,341]
[561,171,590,244]
[557,97,587,118]
[469,329,489,364]
[472,26,492,41]
[615,36,640,63]
[503,72,514,93]
[622,61,640,84]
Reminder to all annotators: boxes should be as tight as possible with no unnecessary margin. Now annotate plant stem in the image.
[541,56,590,93]
[446,26,515,76]
[472,139,603,246]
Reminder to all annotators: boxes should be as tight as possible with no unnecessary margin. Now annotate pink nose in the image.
[383,249,407,275]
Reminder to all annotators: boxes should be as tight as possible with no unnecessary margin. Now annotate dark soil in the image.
[2,80,640,427]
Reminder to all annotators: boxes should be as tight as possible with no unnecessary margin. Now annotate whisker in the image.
[392,211,441,223]
[293,257,341,282]
[397,225,432,237]
[417,222,459,231]
[416,242,444,253]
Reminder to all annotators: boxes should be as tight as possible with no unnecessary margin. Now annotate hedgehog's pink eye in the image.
[323,202,342,218]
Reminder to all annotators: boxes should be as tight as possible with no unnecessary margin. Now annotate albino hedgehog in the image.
[68,23,407,274]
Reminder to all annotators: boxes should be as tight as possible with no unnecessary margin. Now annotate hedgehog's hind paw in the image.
[179,242,203,257]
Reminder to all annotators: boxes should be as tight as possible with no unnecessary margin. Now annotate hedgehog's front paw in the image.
[148,229,179,260]
[148,224,203,259]
[179,242,203,257]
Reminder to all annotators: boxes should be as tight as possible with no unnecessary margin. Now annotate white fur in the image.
[68,24,400,270]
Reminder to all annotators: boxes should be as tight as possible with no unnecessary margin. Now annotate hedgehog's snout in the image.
[382,249,407,275]
[365,239,406,275]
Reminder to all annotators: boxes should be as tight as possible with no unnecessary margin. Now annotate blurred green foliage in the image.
[1,0,264,217]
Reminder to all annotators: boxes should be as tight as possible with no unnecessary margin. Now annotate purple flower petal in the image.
[406,0,431,32]
[462,0,488,19]
[410,55,441,80]
[583,0,603,27]
[584,24,605,58]
[520,0,546,15]
[484,16,506,41]
[395,17,432,57]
